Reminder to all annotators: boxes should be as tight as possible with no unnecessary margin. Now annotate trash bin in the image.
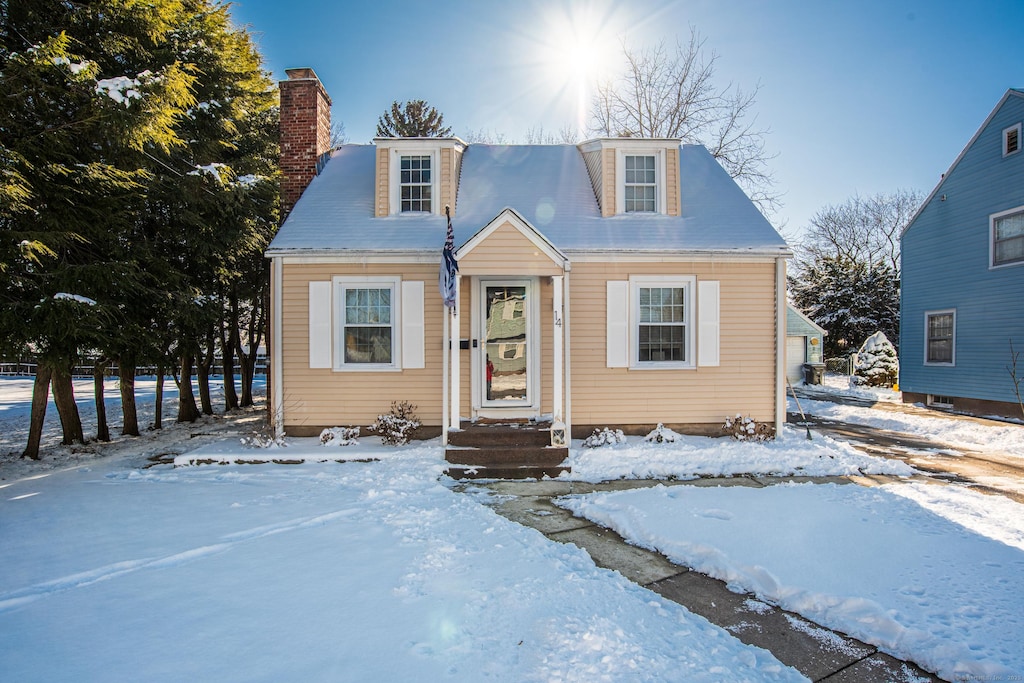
[802,363,824,385]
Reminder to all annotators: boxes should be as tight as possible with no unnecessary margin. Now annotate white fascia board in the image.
[457,207,569,268]
[563,248,792,262]
[265,250,438,264]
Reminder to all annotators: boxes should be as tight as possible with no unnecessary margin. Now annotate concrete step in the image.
[445,446,568,467]
[448,422,553,448]
[445,464,570,480]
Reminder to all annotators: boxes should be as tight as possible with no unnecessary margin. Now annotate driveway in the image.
[789,389,1024,504]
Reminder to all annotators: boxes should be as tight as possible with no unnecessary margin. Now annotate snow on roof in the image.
[267,142,790,256]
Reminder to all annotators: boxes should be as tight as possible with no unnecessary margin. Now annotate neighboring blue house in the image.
[900,89,1024,418]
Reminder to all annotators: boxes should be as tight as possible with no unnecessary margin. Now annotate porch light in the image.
[550,420,567,447]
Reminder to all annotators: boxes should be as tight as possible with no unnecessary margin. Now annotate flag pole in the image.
[440,204,459,444]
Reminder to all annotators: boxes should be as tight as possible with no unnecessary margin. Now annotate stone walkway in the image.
[458,477,943,683]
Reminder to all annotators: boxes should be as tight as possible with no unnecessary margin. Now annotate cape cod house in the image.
[900,89,1024,418]
[266,68,792,455]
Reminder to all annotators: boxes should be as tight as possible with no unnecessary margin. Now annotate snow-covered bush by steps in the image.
[644,423,680,443]
[319,427,360,446]
[582,427,626,448]
[723,415,774,442]
[371,401,420,445]
[853,331,899,387]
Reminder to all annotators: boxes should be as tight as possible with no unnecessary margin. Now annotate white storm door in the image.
[480,280,535,408]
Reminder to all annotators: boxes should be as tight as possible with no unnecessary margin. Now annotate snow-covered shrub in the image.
[319,426,360,446]
[643,423,680,444]
[582,427,626,448]
[723,414,774,442]
[370,401,421,445]
[240,426,287,449]
[853,331,899,387]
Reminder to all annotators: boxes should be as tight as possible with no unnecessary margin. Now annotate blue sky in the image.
[229,0,1024,235]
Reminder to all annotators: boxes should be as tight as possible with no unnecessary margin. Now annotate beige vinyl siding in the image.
[459,222,564,276]
[280,262,444,432]
[568,260,777,427]
[374,147,389,217]
[665,147,680,216]
[602,147,617,216]
[440,147,455,215]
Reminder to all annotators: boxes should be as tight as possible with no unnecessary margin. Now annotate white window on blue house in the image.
[925,310,955,365]
[992,206,1024,267]
[1003,123,1021,157]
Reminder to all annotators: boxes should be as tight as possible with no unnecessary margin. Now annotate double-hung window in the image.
[925,310,955,365]
[624,155,657,212]
[992,207,1024,268]
[631,276,694,367]
[399,155,431,212]
[335,277,400,369]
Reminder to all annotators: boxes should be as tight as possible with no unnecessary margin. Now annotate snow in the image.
[560,482,1024,681]
[52,292,96,305]
[189,162,227,182]
[95,75,142,105]
[1,376,1022,680]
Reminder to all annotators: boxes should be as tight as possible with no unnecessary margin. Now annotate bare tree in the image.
[460,128,510,144]
[524,124,579,144]
[800,189,925,276]
[590,29,778,212]
[330,120,348,148]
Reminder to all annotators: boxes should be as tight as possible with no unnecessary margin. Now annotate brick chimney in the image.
[279,67,332,217]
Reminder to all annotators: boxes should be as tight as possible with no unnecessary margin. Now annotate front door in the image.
[481,281,532,408]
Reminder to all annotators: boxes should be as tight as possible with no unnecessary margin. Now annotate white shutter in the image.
[606,280,629,368]
[698,280,720,367]
[308,281,332,369]
[401,281,425,369]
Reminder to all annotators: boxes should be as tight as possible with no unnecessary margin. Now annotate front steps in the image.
[444,421,570,480]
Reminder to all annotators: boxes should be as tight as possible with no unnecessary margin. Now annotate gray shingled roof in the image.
[266,142,790,256]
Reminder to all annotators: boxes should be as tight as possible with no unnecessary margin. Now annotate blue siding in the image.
[900,92,1024,403]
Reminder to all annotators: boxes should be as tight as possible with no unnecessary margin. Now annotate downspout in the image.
[775,257,787,435]
[271,257,284,437]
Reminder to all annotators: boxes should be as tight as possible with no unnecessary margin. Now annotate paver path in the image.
[466,478,943,682]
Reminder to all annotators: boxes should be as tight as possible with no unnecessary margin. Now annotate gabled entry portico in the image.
[443,208,570,447]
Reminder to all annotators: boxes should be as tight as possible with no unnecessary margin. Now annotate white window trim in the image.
[615,146,668,216]
[389,148,439,216]
[629,275,695,369]
[990,204,1024,269]
[333,275,402,371]
[924,308,956,367]
[1003,122,1021,157]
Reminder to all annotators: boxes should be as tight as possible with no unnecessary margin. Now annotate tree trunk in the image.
[94,358,110,442]
[197,329,215,416]
[23,364,53,459]
[221,297,239,411]
[119,358,139,436]
[51,362,85,445]
[176,354,200,423]
[153,364,164,430]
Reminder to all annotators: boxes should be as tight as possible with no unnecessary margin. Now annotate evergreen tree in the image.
[0,0,196,456]
[853,331,899,387]
[376,100,452,137]
[789,257,899,358]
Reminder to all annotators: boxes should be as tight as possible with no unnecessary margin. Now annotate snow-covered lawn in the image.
[1,376,1022,680]
[561,482,1024,681]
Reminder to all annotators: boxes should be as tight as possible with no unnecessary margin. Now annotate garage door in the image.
[786,336,806,383]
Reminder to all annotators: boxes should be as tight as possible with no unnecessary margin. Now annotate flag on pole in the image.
[440,205,458,309]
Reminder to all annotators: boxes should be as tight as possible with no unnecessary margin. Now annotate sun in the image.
[537,3,622,135]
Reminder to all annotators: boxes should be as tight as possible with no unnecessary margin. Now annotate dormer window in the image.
[1004,123,1020,157]
[400,155,432,212]
[624,155,657,212]
[614,145,668,216]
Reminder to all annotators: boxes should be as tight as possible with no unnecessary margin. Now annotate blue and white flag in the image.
[440,205,458,309]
